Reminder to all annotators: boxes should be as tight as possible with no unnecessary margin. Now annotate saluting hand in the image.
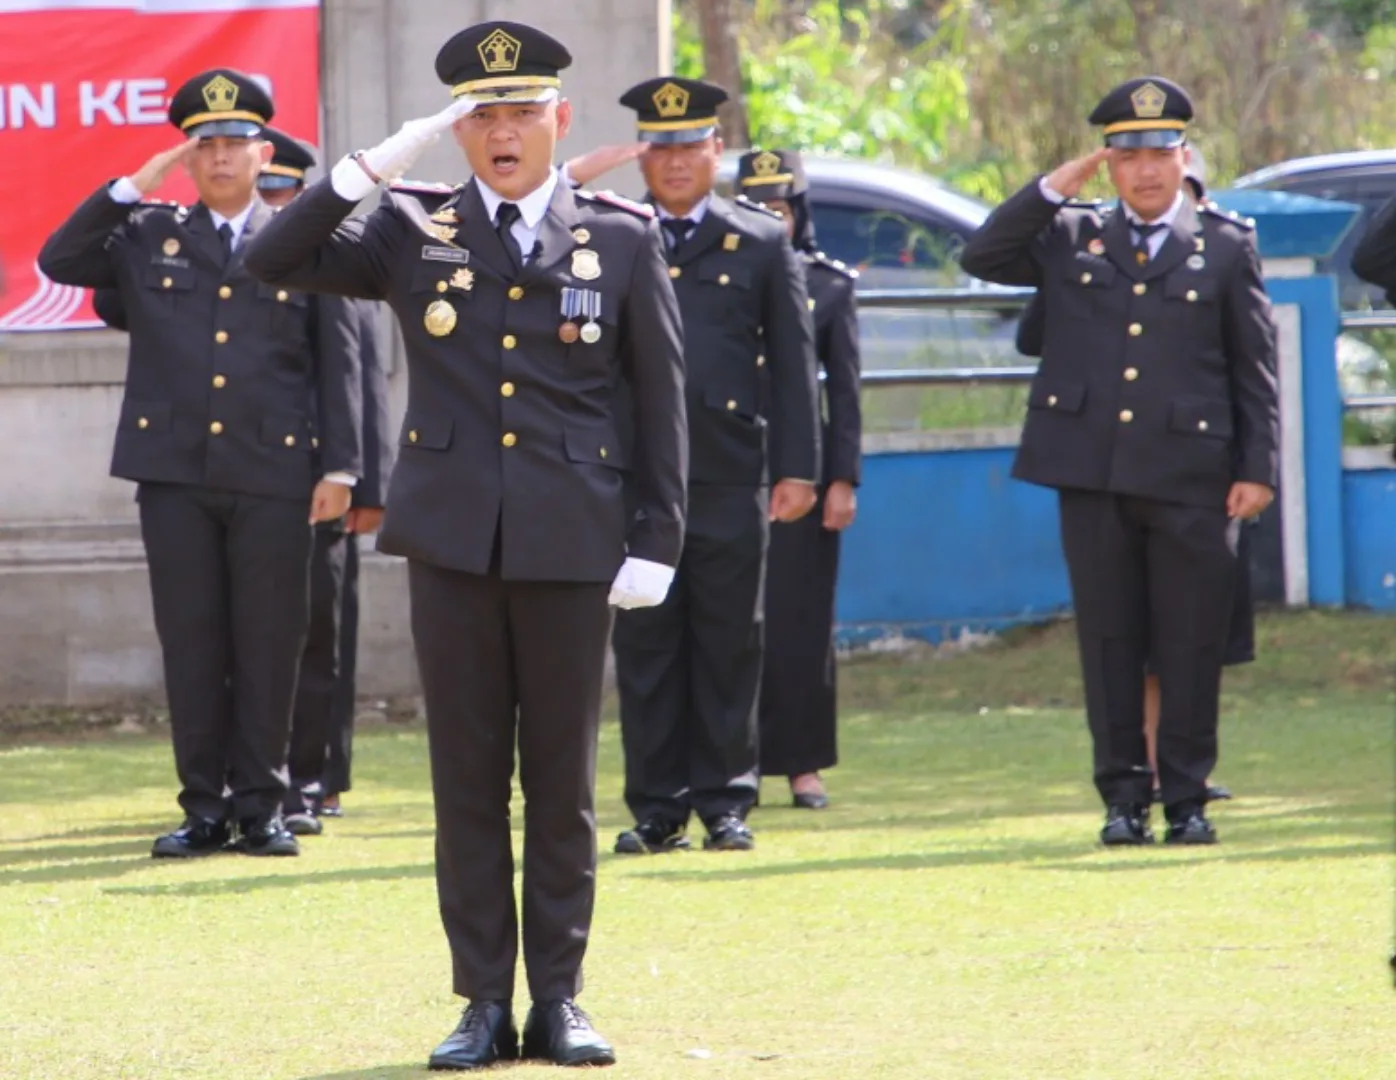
[130,138,198,196]
[1044,148,1110,199]
[309,480,352,524]
[770,479,818,523]
[1226,481,1274,521]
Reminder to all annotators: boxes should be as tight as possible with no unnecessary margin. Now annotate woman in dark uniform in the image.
[736,149,862,810]
[1014,149,1242,804]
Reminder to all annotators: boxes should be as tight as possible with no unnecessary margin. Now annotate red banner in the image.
[0,0,321,330]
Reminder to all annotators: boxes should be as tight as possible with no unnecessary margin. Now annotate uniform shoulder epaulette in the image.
[733,193,783,220]
[1201,201,1256,230]
[805,250,857,280]
[576,188,654,219]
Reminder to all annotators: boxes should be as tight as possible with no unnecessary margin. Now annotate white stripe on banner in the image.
[0,270,56,328]
[0,265,87,330]
[0,1,317,13]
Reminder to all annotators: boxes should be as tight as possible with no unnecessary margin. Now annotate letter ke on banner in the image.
[0,1,321,331]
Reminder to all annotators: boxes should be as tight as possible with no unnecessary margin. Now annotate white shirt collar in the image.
[475,168,559,228]
[655,194,712,226]
[1125,190,1184,229]
[208,199,257,240]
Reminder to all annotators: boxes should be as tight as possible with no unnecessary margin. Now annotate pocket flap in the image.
[1168,398,1232,438]
[1027,380,1086,414]
[120,398,172,432]
[256,282,308,307]
[410,261,475,296]
[1164,275,1220,304]
[704,386,761,420]
[1063,258,1115,288]
[260,415,312,450]
[698,263,752,289]
[400,417,454,450]
[142,264,196,291]
[563,424,627,469]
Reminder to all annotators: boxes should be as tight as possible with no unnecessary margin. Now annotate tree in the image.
[696,0,751,147]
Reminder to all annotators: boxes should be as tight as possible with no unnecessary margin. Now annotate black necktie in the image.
[661,217,695,254]
[495,202,525,270]
[1131,221,1166,265]
[217,222,234,264]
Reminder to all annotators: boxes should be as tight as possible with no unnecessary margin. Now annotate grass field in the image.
[1,610,1391,1080]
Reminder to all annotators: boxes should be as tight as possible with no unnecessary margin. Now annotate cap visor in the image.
[642,125,716,146]
[460,87,559,107]
[1105,129,1185,149]
[740,179,794,201]
[257,174,303,190]
[188,119,263,139]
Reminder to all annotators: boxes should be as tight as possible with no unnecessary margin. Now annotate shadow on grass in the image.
[104,861,435,898]
[296,1067,425,1080]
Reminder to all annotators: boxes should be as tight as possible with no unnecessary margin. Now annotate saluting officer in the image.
[250,128,395,835]
[243,21,686,1070]
[736,148,862,811]
[38,70,363,860]
[611,79,821,856]
[960,77,1278,847]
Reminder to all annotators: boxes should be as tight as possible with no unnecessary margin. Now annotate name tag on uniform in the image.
[421,246,470,265]
[150,255,190,268]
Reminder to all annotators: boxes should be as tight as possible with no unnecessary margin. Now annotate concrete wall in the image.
[0,0,669,706]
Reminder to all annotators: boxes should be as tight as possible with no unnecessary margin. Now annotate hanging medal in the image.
[559,287,581,343]
[580,290,601,344]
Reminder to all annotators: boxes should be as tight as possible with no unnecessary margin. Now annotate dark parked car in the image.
[1233,150,1396,309]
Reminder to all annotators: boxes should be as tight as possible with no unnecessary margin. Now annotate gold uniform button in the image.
[215,330,228,344]
[668,266,681,279]
[756,354,766,367]
[502,432,517,448]
[212,374,227,389]
[1123,367,1139,382]
[599,447,608,459]
[1080,272,1092,284]
[1128,323,1142,337]
[1119,410,1134,423]
[1198,420,1209,432]
[137,417,149,430]
[1133,282,1147,296]
[1186,289,1199,302]
[726,399,737,411]
[218,285,232,299]
[161,276,173,288]
[409,430,419,443]
[501,382,516,397]
[508,286,525,300]
[209,421,224,435]
[284,434,296,447]
[1047,394,1058,407]
[502,335,517,350]
[719,273,731,285]
[436,280,448,293]
[276,290,289,302]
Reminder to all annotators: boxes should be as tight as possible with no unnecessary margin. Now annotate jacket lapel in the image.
[184,204,228,275]
[1139,198,1201,282]
[1101,207,1143,282]
[442,181,515,282]
[227,198,271,278]
[522,182,582,282]
[673,196,736,267]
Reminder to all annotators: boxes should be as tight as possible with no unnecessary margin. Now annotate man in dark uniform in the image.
[733,148,862,811]
[38,70,363,859]
[244,21,687,1070]
[610,78,821,856]
[960,77,1278,846]
[249,129,395,836]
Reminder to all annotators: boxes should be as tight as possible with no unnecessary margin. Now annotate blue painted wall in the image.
[835,447,1071,645]
[1343,468,1396,611]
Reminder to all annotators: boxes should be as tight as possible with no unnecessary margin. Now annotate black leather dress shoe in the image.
[429,1000,518,1070]
[1205,784,1234,802]
[1100,804,1154,846]
[236,816,300,856]
[614,817,691,854]
[521,1000,615,1067]
[1165,810,1218,845]
[151,817,230,858]
[703,814,755,851]
[284,811,323,836]
[792,791,829,810]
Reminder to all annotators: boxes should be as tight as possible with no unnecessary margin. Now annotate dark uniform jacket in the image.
[243,176,688,583]
[960,181,1279,509]
[38,187,363,500]
[662,194,820,487]
[803,251,862,486]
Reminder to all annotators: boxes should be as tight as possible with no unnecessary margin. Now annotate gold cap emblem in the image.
[202,74,239,113]
[478,29,522,74]
[1130,82,1166,119]
[424,299,458,337]
[652,82,690,119]
[752,151,782,177]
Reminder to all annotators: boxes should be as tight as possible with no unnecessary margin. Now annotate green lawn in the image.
[1,611,1391,1080]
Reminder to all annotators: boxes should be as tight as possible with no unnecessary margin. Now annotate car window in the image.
[810,202,969,288]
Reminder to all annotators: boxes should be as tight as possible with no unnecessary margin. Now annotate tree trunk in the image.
[697,0,751,147]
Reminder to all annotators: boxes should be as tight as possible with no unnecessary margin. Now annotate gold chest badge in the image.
[424,299,457,337]
[571,249,601,281]
[426,222,458,245]
[450,267,475,292]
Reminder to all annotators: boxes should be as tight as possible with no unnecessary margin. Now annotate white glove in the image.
[608,557,676,610]
[329,98,476,201]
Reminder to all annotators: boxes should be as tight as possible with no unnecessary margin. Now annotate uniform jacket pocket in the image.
[1027,379,1086,414]
[400,417,454,450]
[1168,398,1232,439]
